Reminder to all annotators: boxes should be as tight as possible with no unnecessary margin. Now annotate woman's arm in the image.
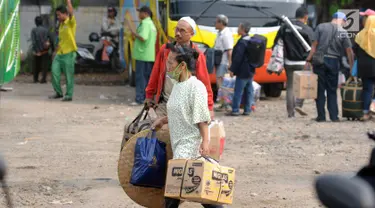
[198,122,209,142]
[198,122,210,156]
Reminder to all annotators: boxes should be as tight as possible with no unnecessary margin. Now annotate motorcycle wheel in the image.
[111,52,124,73]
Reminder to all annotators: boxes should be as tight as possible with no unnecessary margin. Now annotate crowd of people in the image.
[29,1,375,120]
[306,9,375,122]
[30,0,121,102]
[25,1,375,207]
[128,5,375,122]
[209,7,375,122]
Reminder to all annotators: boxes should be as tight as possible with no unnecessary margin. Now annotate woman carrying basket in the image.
[151,44,223,208]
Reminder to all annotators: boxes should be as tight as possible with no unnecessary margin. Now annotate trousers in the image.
[33,53,49,82]
[313,57,340,121]
[362,77,375,114]
[232,77,254,113]
[285,65,305,117]
[51,52,76,98]
[135,60,154,104]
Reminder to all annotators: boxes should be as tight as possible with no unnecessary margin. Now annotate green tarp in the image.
[0,0,21,85]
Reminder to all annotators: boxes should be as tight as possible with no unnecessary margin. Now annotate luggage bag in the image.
[121,106,152,151]
[341,78,363,120]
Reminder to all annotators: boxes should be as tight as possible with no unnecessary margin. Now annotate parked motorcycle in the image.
[76,32,123,73]
[315,131,375,208]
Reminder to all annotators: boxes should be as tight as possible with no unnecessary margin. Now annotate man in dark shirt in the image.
[228,21,255,116]
[305,12,354,122]
[31,16,52,83]
[274,6,315,118]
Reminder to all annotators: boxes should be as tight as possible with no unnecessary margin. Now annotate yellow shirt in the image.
[57,15,77,55]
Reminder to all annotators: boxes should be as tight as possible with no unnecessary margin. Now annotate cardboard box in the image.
[181,159,222,204]
[208,121,226,161]
[293,71,318,99]
[164,158,236,205]
[217,166,235,204]
[164,159,188,199]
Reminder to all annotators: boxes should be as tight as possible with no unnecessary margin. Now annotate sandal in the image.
[214,104,229,112]
[361,114,372,122]
[370,102,375,114]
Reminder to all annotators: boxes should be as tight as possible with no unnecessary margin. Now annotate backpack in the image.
[204,48,215,74]
[245,34,267,68]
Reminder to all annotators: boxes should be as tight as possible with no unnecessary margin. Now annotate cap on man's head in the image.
[295,6,308,19]
[332,12,347,21]
[137,5,153,18]
[179,16,197,35]
[360,9,375,16]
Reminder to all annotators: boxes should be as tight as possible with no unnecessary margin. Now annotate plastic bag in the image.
[338,72,346,88]
[351,60,358,77]
[267,39,284,75]
[130,130,167,188]
[217,77,260,107]
[208,120,226,161]
[252,81,261,104]
[217,76,236,105]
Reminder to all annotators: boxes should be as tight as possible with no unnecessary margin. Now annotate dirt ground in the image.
[1,77,374,208]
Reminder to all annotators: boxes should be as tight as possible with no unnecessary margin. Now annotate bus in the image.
[0,0,21,85]
[120,0,313,97]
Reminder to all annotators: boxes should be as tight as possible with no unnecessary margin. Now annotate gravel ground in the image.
[0,79,374,208]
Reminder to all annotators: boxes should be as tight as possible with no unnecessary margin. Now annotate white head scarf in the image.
[179,16,197,35]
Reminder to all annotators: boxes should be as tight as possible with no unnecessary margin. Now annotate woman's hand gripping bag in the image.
[130,130,167,188]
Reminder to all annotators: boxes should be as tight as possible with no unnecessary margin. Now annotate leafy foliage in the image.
[49,0,80,10]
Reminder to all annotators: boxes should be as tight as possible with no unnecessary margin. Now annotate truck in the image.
[120,0,314,98]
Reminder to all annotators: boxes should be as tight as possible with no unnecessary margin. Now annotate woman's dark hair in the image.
[35,16,43,26]
[166,43,199,73]
[56,5,68,14]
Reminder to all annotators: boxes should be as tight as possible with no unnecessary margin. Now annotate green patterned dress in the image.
[167,76,211,159]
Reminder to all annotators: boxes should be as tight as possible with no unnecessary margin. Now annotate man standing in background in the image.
[305,12,354,122]
[31,16,52,84]
[214,14,233,88]
[49,0,77,102]
[228,21,254,116]
[274,7,315,118]
[214,14,233,111]
[145,17,214,119]
[130,6,157,106]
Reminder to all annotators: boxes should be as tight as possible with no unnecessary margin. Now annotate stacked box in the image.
[164,158,235,205]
